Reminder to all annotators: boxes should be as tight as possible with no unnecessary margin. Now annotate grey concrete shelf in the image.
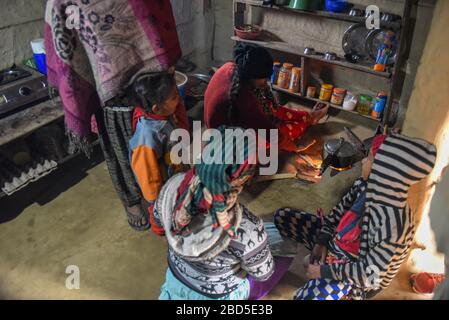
[0,97,64,147]
[235,0,402,30]
[231,36,392,79]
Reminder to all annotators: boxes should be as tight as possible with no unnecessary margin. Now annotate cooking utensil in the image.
[381,12,395,22]
[304,47,315,55]
[348,8,363,17]
[365,29,397,65]
[342,23,370,58]
[234,25,262,40]
[319,137,356,176]
[324,52,337,60]
[344,53,360,63]
[289,0,313,10]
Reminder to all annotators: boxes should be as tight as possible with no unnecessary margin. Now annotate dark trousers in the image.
[274,208,354,300]
[95,106,142,208]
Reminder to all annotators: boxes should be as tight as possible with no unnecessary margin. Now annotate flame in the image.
[330,165,352,172]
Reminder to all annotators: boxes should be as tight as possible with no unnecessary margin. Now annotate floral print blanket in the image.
[44,0,181,149]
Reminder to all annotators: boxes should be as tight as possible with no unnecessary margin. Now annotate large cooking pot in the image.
[319,137,356,176]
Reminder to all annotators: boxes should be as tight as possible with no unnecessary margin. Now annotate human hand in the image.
[310,104,329,125]
[310,244,328,264]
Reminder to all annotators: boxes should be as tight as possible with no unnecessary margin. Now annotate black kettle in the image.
[319,127,376,177]
[319,137,357,176]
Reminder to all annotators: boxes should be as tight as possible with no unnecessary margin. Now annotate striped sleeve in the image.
[321,207,411,289]
[322,239,407,289]
[317,178,365,244]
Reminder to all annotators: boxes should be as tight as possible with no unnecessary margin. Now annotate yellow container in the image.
[289,67,301,92]
[319,84,333,102]
[277,63,294,89]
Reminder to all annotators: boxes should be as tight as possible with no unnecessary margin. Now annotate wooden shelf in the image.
[235,0,402,30]
[272,84,302,96]
[271,85,381,122]
[231,36,392,79]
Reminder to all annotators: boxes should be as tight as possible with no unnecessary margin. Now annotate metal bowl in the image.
[304,47,316,55]
[324,52,337,60]
[348,8,363,17]
[381,12,395,22]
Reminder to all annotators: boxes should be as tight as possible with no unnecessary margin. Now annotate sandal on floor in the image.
[126,207,150,231]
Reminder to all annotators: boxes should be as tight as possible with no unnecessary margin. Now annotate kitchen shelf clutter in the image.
[233,0,410,125]
[231,36,392,78]
[272,84,381,121]
[234,0,402,30]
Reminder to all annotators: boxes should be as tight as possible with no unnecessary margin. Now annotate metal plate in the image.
[342,23,371,58]
[365,29,397,65]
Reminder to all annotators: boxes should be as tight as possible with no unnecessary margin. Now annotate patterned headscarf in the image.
[172,126,258,238]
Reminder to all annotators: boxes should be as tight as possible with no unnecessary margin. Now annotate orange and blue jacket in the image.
[129,110,180,234]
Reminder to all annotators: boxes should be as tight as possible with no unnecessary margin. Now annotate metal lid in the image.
[333,87,346,94]
[325,139,355,157]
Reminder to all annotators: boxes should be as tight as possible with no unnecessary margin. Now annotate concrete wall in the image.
[0,0,215,72]
[398,0,449,294]
[212,0,235,64]
[0,0,47,70]
[171,0,215,71]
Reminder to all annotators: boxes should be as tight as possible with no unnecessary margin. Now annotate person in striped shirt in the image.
[275,133,437,299]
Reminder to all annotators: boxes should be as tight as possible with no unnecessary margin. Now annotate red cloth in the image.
[132,106,169,131]
[411,272,445,294]
[204,62,275,131]
[149,205,165,236]
[371,134,387,156]
[132,103,188,132]
[273,106,310,142]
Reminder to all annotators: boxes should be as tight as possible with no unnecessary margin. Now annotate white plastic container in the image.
[342,91,358,111]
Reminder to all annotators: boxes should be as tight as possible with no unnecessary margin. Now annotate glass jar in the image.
[277,63,294,89]
[357,94,373,115]
[330,88,346,106]
[319,84,333,102]
[307,86,317,98]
